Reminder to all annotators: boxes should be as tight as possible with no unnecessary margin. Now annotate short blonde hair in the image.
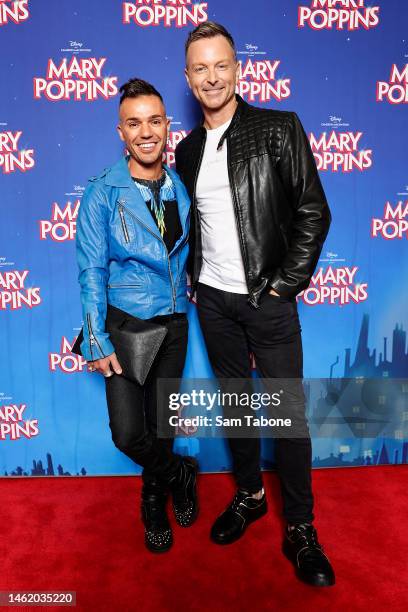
[185,21,236,59]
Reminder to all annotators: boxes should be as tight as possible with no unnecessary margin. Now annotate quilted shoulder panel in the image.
[229,107,292,163]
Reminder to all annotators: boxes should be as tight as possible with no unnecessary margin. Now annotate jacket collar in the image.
[104,155,133,188]
[105,156,190,243]
[196,94,248,150]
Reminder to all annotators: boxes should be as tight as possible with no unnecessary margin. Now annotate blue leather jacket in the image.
[76,156,190,361]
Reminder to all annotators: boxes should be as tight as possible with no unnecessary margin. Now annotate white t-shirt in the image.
[196,118,248,294]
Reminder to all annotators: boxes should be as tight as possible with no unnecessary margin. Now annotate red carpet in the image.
[0,466,407,611]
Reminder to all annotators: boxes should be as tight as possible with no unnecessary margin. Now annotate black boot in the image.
[210,489,267,545]
[141,481,173,553]
[283,523,335,586]
[168,457,199,527]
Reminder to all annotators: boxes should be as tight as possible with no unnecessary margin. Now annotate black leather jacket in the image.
[175,95,331,307]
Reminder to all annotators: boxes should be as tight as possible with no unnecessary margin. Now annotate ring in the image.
[103,372,113,378]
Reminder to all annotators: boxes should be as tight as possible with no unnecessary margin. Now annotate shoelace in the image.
[230,491,247,513]
[290,525,324,556]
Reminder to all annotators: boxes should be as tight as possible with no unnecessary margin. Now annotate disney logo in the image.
[245,44,258,51]
[330,116,341,122]
[326,251,338,258]
[73,185,85,191]
[69,41,83,48]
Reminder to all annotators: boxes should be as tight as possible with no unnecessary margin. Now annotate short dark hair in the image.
[119,78,163,106]
[185,21,236,59]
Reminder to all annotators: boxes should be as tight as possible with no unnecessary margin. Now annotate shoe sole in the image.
[282,542,335,587]
[145,538,173,554]
[210,504,268,545]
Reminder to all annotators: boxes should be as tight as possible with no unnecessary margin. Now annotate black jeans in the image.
[196,282,314,524]
[105,310,188,490]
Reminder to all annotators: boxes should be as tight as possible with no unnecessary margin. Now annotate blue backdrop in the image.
[0,0,407,476]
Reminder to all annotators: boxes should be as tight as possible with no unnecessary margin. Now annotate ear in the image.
[117,123,125,142]
[184,66,192,90]
[235,60,241,82]
[166,116,171,132]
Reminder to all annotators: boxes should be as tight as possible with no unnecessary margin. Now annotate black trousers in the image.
[196,282,314,524]
[105,311,188,490]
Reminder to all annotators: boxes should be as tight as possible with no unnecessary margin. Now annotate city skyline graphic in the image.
[3,314,408,476]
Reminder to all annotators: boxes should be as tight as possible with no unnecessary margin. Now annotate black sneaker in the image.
[283,523,335,586]
[168,457,199,527]
[210,489,267,545]
[141,483,173,553]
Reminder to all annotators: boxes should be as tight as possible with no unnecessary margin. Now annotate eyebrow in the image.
[125,114,165,121]
[191,58,231,66]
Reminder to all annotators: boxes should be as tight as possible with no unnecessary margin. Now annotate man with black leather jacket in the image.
[176,22,335,586]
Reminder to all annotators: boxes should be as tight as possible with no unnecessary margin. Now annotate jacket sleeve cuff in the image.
[80,335,115,362]
[268,275,299,299]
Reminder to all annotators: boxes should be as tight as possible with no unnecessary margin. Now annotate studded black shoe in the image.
[283,523,335,586]
[141,483,173,553]
[210,489,267,545]
[169,457,199,527]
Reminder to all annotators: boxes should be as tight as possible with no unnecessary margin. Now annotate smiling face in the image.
[117,94,170,178]
[185,34,240,118]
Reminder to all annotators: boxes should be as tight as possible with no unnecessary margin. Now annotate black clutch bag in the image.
[71,304,168,386]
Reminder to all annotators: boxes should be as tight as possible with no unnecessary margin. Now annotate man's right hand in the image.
[88,352,122,377]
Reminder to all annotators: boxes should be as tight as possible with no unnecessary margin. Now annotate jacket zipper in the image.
[226,135,259,309]
[86,313,105,359]
[191,134,206,292]
[108,284,142,288]
[118,203,130,243]
[119,202,176,312]
[86,313,95,361]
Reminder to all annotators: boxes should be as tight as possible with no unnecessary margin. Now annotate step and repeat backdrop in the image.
[0,0,407,476]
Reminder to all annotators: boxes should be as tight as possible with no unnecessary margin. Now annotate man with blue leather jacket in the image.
[75,78,198,553]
